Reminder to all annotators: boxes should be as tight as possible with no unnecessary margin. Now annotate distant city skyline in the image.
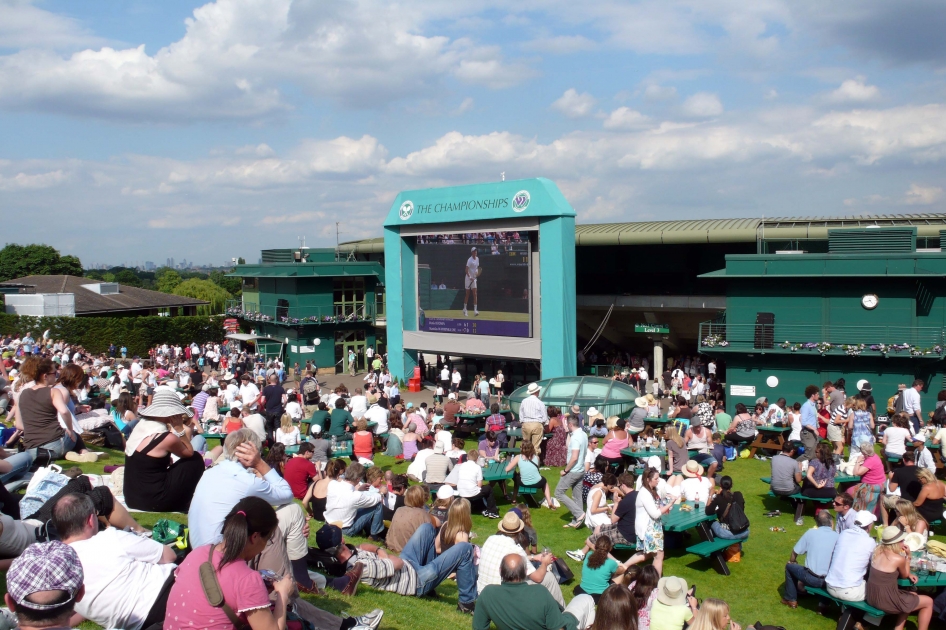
[3,1,946,261]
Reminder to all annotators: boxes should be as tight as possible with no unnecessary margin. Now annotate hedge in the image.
[0,314,226,357]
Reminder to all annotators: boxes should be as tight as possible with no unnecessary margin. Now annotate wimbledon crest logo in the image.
[398,200,414,220]
[512,190,531,212]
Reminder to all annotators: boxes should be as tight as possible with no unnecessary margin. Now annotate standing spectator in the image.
[798,385,820,461]
[543,406,568,468]
[630,469,672,575]
[519,383,548,453]
[261,374,286,441]
[238,373,261,412]
[555,415,589,528]
[781,509,838,610]
[451,367,462,393]
[902,379,924,433]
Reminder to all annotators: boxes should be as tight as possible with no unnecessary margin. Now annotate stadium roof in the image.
[339,213,946,252]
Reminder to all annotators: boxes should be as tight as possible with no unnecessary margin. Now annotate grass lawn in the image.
[16,445,945,630]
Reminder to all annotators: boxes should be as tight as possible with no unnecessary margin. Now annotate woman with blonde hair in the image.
[352,417,374,461]
[894,498,929,538]
[865,526,934,630]
[688,598,740,630]
[438,497,472,553]
[913,467,946,524]
[665,425,688,474]
[274,412,300,446]
[829,397,854,457]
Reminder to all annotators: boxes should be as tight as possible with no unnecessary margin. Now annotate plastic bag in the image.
[153,519,184,544]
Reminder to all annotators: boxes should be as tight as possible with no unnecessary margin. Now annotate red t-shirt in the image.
[283,456,317,499]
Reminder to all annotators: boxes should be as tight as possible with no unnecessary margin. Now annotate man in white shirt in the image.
[476,513,563,605]
[440,366,451,393]
[911,437,937,473]
[239,373,261,411]
[824,510,876,601]
[708,361,716,376]
[638,367,648,388]
[463,247,479,317]
[55,493,177,630]
[456,448,499,518]
[364,397,390,434]
[451,368,462,393]
[324,463,385,541]
[679,461,712,503]
[130,359,142,380]
[224,378,240,406]
[240,407,268,443]
[902,378,924,433]
[519,383,548,452]
[350,388,369,420]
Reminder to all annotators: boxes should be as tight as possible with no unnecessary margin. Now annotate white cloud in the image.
[828,77,880,103]
[0,0,532,120]
[0,169,68,191]
[0,0,106,49]
[521,35,596,54]
[602,107,651,130]
[451,97,474,116]
[551,88,597,118]
[681,92,723,117]
[903,183,943,205]
[764,88,778,99]
[643,84,677,101]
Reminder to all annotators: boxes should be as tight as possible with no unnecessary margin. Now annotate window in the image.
[333,278,366,319]
[242,277,259,290]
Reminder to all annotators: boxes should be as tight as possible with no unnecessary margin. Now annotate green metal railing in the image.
[699,320,945,356]
[226,300,378,326]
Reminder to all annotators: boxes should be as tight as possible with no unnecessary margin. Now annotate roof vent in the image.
[828,227,916,253]
[81,282,120,295]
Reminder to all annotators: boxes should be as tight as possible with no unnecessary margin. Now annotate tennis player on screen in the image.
[463,246,479,317]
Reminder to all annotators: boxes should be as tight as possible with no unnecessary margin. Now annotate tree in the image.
[156,270,183,294]
[209,270,242,296]
[85,270,104,281]
[115,269,142,287]
[171,278,231,315]
[0,244,83,282]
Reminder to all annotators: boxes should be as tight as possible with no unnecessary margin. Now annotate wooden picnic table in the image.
[749,426,791,458]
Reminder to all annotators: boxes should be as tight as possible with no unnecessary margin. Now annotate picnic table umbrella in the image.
[507,376,640,420]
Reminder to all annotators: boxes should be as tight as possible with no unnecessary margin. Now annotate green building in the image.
[227,248,385,373]
[700,227,946,414]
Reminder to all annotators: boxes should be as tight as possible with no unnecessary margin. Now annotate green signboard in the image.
[635,323,669,334]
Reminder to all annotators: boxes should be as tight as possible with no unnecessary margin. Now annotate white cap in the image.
[448,393,456,400]
[436,485,455,500]
[854,510,877,527]
[311,424,322,435]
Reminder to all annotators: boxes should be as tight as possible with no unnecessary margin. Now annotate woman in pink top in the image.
[850,440,886,513]
[600,417,629,473]
[165,496,292,629]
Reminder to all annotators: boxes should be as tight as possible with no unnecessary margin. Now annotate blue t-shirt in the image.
[580,556,618,594]
[568,430,588,474]
[517,455,542,485]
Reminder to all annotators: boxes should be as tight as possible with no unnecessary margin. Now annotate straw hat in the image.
[498,512,524,534]
[586,406,601,418]
[656,576,688,606]
[682,460,704,478]
[140,388,194,419]
[634,396,649,407]
[527,383,541,396]
[645,394,655,403]
[880,525,906,545]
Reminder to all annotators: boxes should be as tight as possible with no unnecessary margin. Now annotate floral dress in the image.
[544,420,568,467]
[629,581,658,630]
[851,411,873,449]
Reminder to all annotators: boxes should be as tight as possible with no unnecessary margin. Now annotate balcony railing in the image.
[226,300,378,326]
[699,320,945,357]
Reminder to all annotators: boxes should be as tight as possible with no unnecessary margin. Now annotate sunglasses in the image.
[832,501,844,506]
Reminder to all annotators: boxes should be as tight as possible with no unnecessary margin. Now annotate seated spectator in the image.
[14,357,77,459]
[352,419,375,461]
[473,553,595,630]
[308,401,331,432]
[882,413,912,459]
[308,424,332,464]
[402,423,420,460]
[424,441,454,489]
[704,475,749,543]
[457,448,500,519]
[506,441,553,508]
[446,437,466,463]
[240,406,268,444]
[430,485,455,523]
[5,541,85,630]
[324,462,385,542]
[328,397,355,441]
[306,459,346,521]
[439,497,473,552]
[825,510,877,601]
[484,404,508,449]
[381,474,407,521]
[319,520,476,614]
[665,426,688,474]
[802,442,837,500]
[781,509,837,610]
[478,430,501,463]
[0,513,41,568]
[683,420,718,478]
[585,473,618,530]
[406,436,434,481]
[574,536,627,603]
[678,461,713,504]
[54,493,176,630]
[593,583,636,630]
[865,526,935,630]
[364,396,389,435]
[914,467,946,524]
[769,442,804,524]
[688,598,740,630]
[275,413,301,447]
[283,442,319,500]
[893,498,929,540]
[645,575,699,630]
[476,512,564,606]
[384,486,438,553]
[630,565,659,629]
[222,407,244,434]
[119,389,206,512]
[911,437,936,473]
[833,492,857,532]
[465,396,486,413]
[851,440,886,514]
[111,390,139,438]
[725,403,756,446]
[567,473,636,563]
[265,442,288,477]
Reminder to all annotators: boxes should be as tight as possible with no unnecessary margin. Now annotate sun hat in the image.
[586,406,600,417]
[645,393,655,403]
[498,512,524,534]
[221,371,235,380]
[570,404,581,414]
[634,396,649,407]
[854,510,877,527]
[433,442,445,454]
[436,485,455,500]
[682,460,704,478]
[656,576,688,607]
[904,532,925,552]
[7,541,84,610]
[140,388,194,419]
[880,525,907,545]
[527,383,541,396]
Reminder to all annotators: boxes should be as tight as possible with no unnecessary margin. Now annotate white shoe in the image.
[463,308,468,316]
[565,549,585,562]
[356,609,384,630]
[474,309,479,316]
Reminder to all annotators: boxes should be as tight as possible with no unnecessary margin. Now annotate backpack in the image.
[721,494,750,535]
[894,393,905,414]
[302,377,320,405]
[933,404,946,426]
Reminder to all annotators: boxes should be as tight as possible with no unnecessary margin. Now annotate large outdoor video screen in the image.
[416,231,533,338]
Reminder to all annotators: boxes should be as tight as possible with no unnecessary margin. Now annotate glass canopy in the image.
[508,376,640,419]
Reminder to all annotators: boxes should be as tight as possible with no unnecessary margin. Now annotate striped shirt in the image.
[349,551,417,596]
[519,394,547,424]
[423,453,454,484]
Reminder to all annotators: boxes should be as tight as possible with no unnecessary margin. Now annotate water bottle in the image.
[660,437,666,451]
[331,435,337,453]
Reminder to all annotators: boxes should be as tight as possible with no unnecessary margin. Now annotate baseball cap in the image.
[436,485,455,500]
[854,510,877,527]
[433,442,445,454]
[7,541,83,610]
[315,524,343,551]
[311,424,322,434]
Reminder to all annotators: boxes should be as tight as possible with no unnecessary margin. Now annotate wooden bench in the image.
[685,538,736,576]
[516,485,542,507]
[806,586,885,630]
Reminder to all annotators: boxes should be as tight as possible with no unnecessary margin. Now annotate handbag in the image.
[552,557,574,583]
[199,545,250,630]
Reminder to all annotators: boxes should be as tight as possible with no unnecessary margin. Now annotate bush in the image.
[0,314,226,356]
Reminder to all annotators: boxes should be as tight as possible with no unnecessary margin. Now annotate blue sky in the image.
[2,0,946,266]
